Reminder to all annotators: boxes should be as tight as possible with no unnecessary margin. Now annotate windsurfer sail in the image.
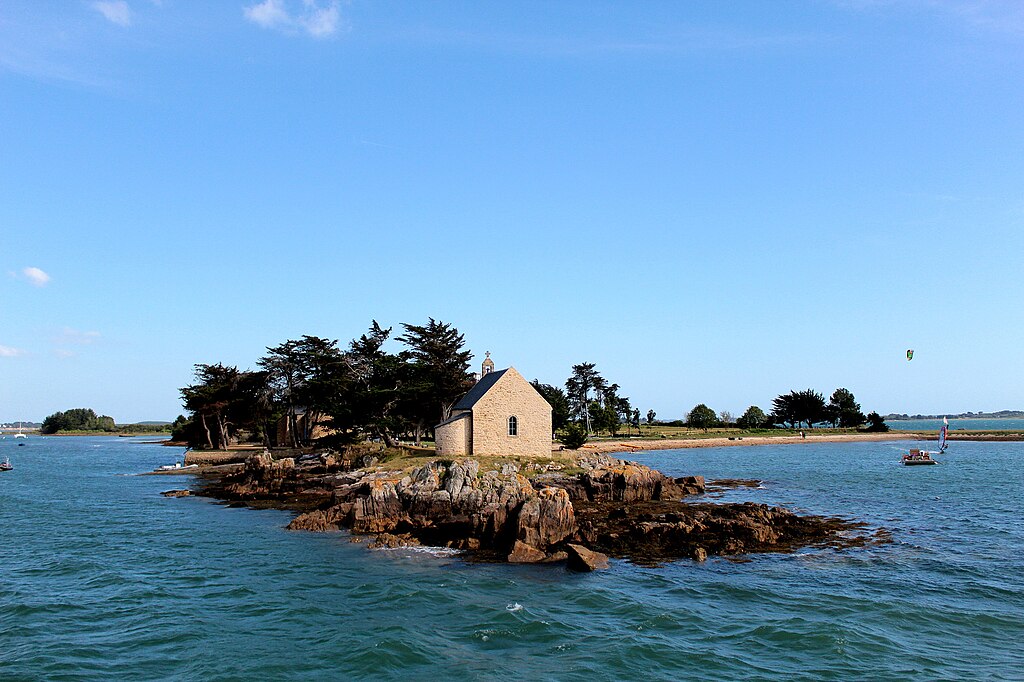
[938,416,948,453]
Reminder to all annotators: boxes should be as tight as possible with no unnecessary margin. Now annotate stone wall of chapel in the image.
[435,413,471,456]
[470,370,552,457]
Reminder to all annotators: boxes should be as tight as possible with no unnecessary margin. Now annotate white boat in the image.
[0,457,12,472]
[14,422,27,439]
[155,462,198,472]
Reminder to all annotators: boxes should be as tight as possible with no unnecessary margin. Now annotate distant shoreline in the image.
[574,430,1023,456]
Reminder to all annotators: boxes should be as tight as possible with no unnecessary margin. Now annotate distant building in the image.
[435,356,552,457]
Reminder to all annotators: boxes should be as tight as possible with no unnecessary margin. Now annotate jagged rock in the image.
[669,476,706,498]
[576,453,621,470]
[351,479,406,533]
[508,540,547,563]
[443,459,480,498]
[287,509,334,531]
[287,504,351,531]
[514,487,576,549]
[542,551,569,563]
[161,489,191,497]
[202,453,872,567]
[226,453,296,496]
[566,544,609,571]
[369,533,420,549]
[581,462,670,502]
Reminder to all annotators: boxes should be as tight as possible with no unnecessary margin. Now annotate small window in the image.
[508,416,518,437]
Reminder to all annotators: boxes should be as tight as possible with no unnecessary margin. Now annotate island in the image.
[181,447,878,571]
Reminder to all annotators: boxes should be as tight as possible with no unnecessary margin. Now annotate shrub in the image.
[559,423,588,450]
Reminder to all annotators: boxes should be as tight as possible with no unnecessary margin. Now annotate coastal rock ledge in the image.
[200,452,873,569]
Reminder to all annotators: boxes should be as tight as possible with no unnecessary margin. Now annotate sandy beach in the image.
[573,432,920,455]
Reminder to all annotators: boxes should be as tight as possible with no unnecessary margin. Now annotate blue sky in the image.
[2,0,1023,423]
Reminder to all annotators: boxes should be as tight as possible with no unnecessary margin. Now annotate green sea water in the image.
[2,436,1022,680]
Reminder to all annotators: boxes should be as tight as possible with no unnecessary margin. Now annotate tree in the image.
[589,383,628,436]
[397,319,474,425]
[646,409,656,426]
[771,389,827,429]
[565,362,605,434]
[333,321,411,448]
[864,411,889,432]
[829,388,866,428]
[687,403,718,431]
[736,405,767,429]
[180,363,245,449]
[532,381,570,434]
[559,422,588,449]
[631,408,641,432]
[719,410,733,426]
[258,336,345,448]
[40,408,116,434]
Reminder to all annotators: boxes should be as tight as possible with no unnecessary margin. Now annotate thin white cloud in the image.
[92,1,133,28]
[0,345,26,358]
[244,0,341,38]
[58,328,101,345]
[53,349,78,358]
[22,267,51,287]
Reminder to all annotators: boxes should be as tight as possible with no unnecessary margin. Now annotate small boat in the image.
[154,462,199,472]
[0,457,12,472]
[901,418,948,466]
[902,448,938,465]
[14,421,27,439]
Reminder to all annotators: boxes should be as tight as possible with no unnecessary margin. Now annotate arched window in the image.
[508,416,518,437]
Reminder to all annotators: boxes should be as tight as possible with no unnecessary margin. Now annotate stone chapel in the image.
[434,354,553,457]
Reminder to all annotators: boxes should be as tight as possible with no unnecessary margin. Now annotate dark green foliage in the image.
[259,336,344,448]
[397,319,474,424]
[771,389,828,429]
[565,362,605,433]
[829,388,866,428]
[559,423,588,449]
[864,411,889,432]
[737,405,767,429]
[180,363,247,449]
[646,409,656,425]
[170,414,192,442]
[40,408,116,434]
[178,319,477,451]
[687,403,719,431]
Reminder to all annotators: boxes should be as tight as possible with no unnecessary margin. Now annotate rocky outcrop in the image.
[161,489,191,498]
[223,451,296,497]
[572,499,868,565]
[200,452,872,569]
[566,544,609,572]
[514,487,575,548]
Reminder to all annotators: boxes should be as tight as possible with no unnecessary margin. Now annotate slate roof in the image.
[436,411,470,428]
[451,369,508,411]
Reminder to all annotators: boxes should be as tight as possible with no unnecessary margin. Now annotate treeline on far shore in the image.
[39,408,172,435]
